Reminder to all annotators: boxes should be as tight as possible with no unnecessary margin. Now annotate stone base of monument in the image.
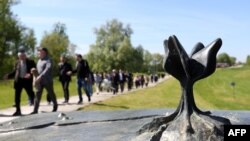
[0,109,249,141]
[136,111,230,141]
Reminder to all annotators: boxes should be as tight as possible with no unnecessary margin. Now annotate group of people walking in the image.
[94,70,133,95]
[93,71,160,95]
[4,47,92,116]
[3,47,164,116]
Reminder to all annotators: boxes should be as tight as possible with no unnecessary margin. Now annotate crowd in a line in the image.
[3,47,164,116]
[93,70,161,95]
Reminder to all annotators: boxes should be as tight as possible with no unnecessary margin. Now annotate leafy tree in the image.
[0,0,36,77]
[87,19,135,72]
[20,29,36,57]
[151,53,164,73]
[217,53,235,66]
[246,55,250,66]
[0,0,19,65]
[230,56,236,66]
[40,22,70,75]
[116,36,134,71]
[87,19,166,73]
[131,45,144,72]
[142,50,153,73]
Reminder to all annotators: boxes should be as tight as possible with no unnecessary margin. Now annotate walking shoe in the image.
[30,111,38,115]
[77,101,83,104]
[88,97,91,102]
[52,105,58,112]
[62,101,68,104]
[12,111,21,116]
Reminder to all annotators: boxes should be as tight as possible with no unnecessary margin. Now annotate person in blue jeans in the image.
[69,54,91,104]
[87,71,95,96]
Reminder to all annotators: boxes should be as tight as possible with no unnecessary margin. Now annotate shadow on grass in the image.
[78,103,130,111]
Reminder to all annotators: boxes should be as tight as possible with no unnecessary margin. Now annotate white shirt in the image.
[119,73,123,81]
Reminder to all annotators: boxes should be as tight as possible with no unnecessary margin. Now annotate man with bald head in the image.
[5,49,36,116]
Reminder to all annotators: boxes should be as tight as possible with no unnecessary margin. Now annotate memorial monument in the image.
[137,35,231,141]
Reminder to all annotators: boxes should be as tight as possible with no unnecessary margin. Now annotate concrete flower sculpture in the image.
[138,35,231,141]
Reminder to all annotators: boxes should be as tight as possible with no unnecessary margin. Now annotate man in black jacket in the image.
[111,69,119,95]
[70,54,91,104]
[4,50,36,116]
[58,55,72,104]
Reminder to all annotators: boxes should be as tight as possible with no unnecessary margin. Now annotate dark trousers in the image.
[119,82,125,92]
[47,93,51,103]
[128,80,133,90]
[33,82,58,113]
[47,81,70,103]
[14,78,35,112]
[112,83,118,94]
[61,80,70,102]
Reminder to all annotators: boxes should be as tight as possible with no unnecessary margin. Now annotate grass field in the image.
[82,66,250,111]
[0,77,78,109]
[1,67,250,111]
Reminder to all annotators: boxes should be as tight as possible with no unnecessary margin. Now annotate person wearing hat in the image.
[31,47,58,114]
[4,49,36,116]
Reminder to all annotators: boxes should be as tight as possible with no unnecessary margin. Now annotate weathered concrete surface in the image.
[0,109,249,141]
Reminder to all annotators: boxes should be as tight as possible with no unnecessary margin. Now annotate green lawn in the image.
[0,77,78,109]
[82,66,250,111]
[1,67,250,111]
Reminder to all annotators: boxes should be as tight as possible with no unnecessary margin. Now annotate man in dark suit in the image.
[58,55,72,104]
[118,69,126,93]
[5,50,36,116]
[111,69,119,95]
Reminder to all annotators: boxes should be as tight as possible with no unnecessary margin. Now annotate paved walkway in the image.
[0,76,169,123]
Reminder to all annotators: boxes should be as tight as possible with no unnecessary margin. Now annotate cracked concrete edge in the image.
[0,114,162,134]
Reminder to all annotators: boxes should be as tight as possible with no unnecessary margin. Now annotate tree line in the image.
[86,19,164,73]
[1,0,36,77]
[0,0,164,78]
[217,53,250,67]
[1,0,249,79]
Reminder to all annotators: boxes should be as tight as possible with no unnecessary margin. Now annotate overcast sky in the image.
[12,0,250,62]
